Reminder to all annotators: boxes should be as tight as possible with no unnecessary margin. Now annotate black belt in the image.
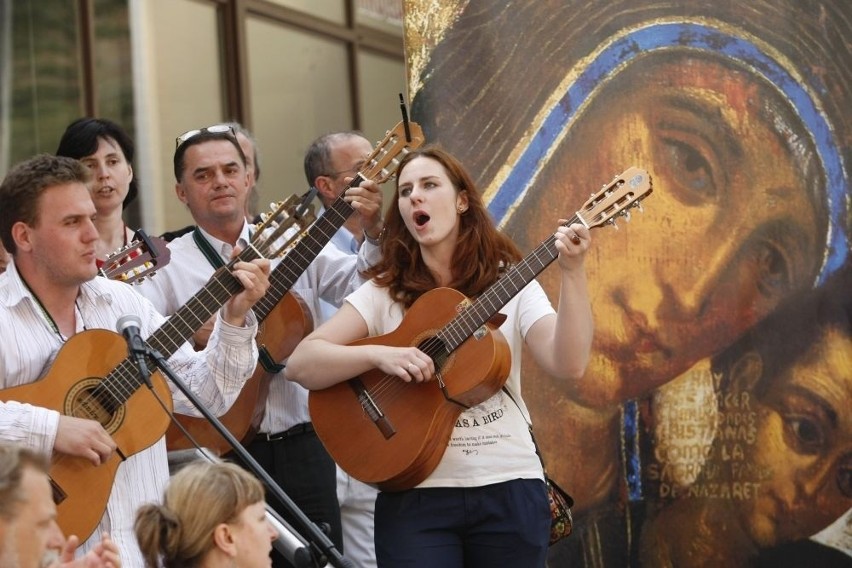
[260,422,314,442]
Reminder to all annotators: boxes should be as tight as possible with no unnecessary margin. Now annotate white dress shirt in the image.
[317,205,360,323]
[0,261,259,566]
[135,221,379,434]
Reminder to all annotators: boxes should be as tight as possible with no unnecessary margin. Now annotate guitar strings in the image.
[53,143,418,467]
[361,334,449,407]
[359,212,580,408]
[72,220,291,419]
[66,269,240,422]
[69,195,340,420]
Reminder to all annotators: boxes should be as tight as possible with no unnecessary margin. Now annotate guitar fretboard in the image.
[252,182,359,321]
[436,213,582,355]
[95,246,264,411]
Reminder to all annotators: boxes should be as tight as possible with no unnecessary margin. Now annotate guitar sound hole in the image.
[418,337,449,372]
[65,378,125,432]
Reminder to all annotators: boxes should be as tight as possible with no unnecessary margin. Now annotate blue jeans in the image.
[375,478,550,567]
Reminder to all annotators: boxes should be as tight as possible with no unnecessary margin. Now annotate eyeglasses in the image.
[324,162,365,179]
[175,124,235,149]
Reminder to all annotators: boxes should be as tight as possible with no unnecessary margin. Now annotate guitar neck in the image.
[252,187,358,321]
[252,118,425,321]
[250,117,426,322]
[150,245,264,357]
[96,245,263,412]
[438,213,581,353]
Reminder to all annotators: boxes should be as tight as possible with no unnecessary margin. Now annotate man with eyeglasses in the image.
[303,130,381,568]
[0,152,270,566]
[305,131,375,257]
[136,124,384,566]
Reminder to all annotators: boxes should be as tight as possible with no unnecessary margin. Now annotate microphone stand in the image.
[141,346,354,568]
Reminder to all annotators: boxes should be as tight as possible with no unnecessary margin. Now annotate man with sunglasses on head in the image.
[0,151,270,566]
[160,121,263,243]
[135,124,384,566]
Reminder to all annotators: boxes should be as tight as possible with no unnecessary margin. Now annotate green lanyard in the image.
[192,227,255,270]
[19,274,85,340]
[193,227,283,373]
[192,228,228,269]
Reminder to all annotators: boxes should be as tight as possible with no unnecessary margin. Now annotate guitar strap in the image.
[192,228,227,269]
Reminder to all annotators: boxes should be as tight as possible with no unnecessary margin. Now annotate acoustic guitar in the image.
[308,167,653,491]
[0,198,305,541]
[166,119,426,454]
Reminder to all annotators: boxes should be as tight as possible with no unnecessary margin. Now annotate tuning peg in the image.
[622,210,631,222]
[635,202,644,213]
[608,218,619,230]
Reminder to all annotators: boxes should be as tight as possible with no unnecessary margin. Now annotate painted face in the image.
[0,468,65,568]
[176,140,250,230]
[508,54,824,396]
[18,183,99,286]
[230,501,276,568]
[79,136,133,214]
[396,156,468,256]
[739,327,852,546]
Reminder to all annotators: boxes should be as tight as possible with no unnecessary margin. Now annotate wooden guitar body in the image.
[309,287,511,491]
[166,291,312,453]
[0,329,172,541]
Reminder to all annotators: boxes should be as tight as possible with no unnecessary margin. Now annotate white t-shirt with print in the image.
[346,279,554,488]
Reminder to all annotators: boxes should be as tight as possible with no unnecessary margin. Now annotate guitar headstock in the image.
[239,120,425,264]
[577,167,653,230]
[99,231,171,284]
[252,193,317,258]
[358,120,425,184]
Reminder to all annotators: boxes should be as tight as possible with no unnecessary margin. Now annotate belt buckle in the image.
[263,423,310,442]
[264,431,284,442]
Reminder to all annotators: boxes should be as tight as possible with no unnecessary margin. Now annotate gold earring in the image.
[457,205,467,214]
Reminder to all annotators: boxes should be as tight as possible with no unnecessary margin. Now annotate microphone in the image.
[117,314,153,389]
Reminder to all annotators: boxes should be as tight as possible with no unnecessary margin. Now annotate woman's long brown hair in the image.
[365,145,522,308]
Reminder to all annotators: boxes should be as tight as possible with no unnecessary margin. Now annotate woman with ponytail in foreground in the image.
[134,461,276,567]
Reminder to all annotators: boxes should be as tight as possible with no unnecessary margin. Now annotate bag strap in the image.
[502,386,547,471]
[503,386,575,507]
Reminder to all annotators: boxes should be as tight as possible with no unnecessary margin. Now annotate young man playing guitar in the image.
[0,153,271,565]
[135,123,385,564]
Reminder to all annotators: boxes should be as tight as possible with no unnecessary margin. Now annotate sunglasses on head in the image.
[175,124,235,149]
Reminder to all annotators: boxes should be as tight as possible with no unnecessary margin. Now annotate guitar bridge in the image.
[349,379,396,439]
